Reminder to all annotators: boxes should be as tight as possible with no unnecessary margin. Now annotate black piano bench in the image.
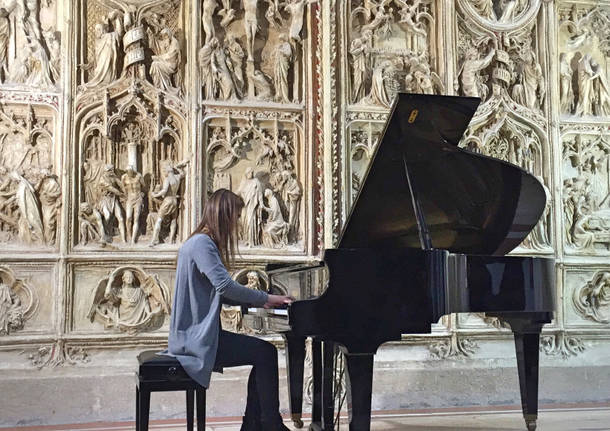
[136,351,206,431]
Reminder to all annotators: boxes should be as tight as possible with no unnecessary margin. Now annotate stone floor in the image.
[5,407,610,431]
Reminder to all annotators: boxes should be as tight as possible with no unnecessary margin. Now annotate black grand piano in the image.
[244,93,555,431]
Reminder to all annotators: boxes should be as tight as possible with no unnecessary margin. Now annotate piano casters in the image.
[283,334,306,428]
[491,313,552,431]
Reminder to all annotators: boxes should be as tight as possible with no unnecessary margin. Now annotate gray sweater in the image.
[163,233,269,387]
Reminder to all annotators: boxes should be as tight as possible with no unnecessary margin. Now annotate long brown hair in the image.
[190,189,244,268]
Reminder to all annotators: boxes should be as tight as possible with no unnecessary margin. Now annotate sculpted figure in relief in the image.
[521,50,544,110]
[199,38,218,99]
[219,0,237,27]
[470,0,495,20]
[350,30,372,103]
[559,53,574,114]
[150,161,187,246]
[363,59,399,108]
[150,29,182,92]
[213,44,238,100]
[274,34,293,103]
[591,58,610,117]
[281,169,301,243]
[238,167,264,247]
[78,202,101,245]
[243,0,259,61]
[0,8,9,83]
[11,171,44,244]
[284,0,317,42]
[0,279,23,335]
[45,31,60,83]
[85,11,124,88]
[89,269,170,333]
[460,47,495,98]
[202,0,217,44]
[226,33,245,95]
[25,37,53,88]
[253,69,274,101]
[262,189,288,247]
[97,164,127,244]
[121,165,145,245]
[575,54,596,117]
[36,167,60,245]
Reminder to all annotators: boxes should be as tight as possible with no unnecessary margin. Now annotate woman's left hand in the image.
[263,294,294,309]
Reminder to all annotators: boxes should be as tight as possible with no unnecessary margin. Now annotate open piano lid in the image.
[338,93,547,256]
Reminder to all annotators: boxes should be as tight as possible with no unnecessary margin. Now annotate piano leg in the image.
[514,331,541,431]
[310,339,322,431]
[498,313,551,431]
[310,340,336,431]
[283,334,306,429]
[321,341,336,431]
[344,353,374,431]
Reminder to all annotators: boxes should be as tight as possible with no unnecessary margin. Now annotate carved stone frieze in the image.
[198,0,314,105]
[558,4,610,118]
[0,0,60,90]
[87,266,171,334]
[24,339,89,369]
[429,334,478,359]
[204,110,304,252]
[0,103,60,248]
[0,265,38,335]
[562,131,610,254]
[540,331,585,359]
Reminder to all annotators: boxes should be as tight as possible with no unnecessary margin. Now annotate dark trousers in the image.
[214,329,281,425]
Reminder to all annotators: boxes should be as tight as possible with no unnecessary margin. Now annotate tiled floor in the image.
[5,407,610,431]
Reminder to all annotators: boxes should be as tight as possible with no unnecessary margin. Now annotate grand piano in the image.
[244,93,555,431]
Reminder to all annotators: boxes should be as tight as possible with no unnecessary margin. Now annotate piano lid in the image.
[338,93,547,256]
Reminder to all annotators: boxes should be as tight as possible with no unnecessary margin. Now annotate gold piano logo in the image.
[408,109,419,123]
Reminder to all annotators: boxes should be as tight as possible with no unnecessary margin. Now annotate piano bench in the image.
[135,350,207,431]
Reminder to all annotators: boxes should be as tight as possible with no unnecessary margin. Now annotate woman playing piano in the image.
[165,189,293,431]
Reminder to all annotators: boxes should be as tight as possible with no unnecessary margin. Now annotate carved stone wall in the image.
[1,0,610,424]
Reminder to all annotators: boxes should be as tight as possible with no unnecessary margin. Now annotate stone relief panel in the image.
[346,0,444,108]
[73,0,188,250]
[0,0,61,90]
[0,264,38,335]
[204,108,305,253]
[198,0,315,105]
[70,263,174,335]
[456,0,546,115]
[565,268,610,329]
[0,263,55,337]
[455,0,552,255]
[562,128,610,254]
[0,103,60,249]
[558,4,610,119]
